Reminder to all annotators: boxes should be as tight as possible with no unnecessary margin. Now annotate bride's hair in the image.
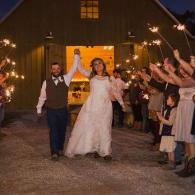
[89,58,110,79]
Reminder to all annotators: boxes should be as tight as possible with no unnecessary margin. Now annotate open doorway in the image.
[66,46,114,105]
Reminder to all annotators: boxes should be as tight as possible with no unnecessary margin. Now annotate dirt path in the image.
[0,113,195,195]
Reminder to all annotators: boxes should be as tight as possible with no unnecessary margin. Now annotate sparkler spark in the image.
[149,26,174,51]
[174,24,193,55]
[149,27,159,33]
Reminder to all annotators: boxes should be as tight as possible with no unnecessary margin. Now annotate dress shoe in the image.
[104,155,112,161]
[94,152,101,158]
[51,154,59,161]
[59,150,64,156]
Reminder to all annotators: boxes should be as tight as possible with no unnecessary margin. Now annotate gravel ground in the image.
[0,112,195,195]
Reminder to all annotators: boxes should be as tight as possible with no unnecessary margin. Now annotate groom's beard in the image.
[51,73,61,78]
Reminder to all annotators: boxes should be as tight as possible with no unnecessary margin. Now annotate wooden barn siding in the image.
[0,0,194,109]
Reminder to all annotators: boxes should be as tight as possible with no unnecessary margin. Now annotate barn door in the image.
[44,43,66,79]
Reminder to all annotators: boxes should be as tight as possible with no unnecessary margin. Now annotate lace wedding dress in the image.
[65,64,124,157]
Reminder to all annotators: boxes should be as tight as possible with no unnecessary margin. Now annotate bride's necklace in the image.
[95,75,107,80]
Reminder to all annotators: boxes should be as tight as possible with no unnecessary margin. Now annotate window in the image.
[81,0,99,19]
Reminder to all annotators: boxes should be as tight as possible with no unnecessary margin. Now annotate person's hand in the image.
[0,58,7,68]
[173,49,180,61]
[164,63,170,73]
[142,72,151,82]
[149,63,159,73]
[122,104,127,112]
[156,112,162,120]
[74,48,80,55]
[163,58,175,73]
[37,112,43,118]
[149,63,156,72]
[137,71,142,77]
[190,56,195,68]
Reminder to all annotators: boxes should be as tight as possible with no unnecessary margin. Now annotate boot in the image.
[177,157,195,177]
[175,156,188,175]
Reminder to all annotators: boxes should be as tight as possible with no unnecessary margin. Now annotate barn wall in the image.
[0,0,194,109]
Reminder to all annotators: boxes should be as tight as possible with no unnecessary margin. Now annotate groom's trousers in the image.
[46,107,68,155]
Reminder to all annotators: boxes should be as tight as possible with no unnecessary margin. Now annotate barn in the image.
[0,0,194,109]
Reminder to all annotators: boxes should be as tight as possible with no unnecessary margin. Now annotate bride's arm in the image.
[77,61,91,78]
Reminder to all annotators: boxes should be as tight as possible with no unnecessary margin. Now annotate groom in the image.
[37,49,80,161]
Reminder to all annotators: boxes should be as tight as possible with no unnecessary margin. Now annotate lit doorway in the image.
[66,46,114,105]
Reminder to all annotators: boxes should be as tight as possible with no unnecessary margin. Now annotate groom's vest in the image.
[45,77,68,109]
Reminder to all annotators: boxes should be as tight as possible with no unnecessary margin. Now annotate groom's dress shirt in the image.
[36,54,80,114]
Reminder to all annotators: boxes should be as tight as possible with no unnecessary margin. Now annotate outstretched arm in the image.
[77,62,91,78]
[149,63,175,84]
[167,68,195,87]
[64,49,80,86]
[174,49,194,76]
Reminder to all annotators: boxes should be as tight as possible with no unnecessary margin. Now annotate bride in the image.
[65,51,125,160]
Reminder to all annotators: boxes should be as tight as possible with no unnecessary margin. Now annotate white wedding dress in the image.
[65,65,124,158]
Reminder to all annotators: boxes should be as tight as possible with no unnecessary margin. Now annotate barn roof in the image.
[0,0,194,39]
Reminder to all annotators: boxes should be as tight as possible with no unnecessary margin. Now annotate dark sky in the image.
[0,0,20,20]
[0,0,195,19]
[160,0,195,14]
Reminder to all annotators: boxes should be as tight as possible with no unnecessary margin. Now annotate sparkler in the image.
[173,24,193,55]
[152,39,164,61]
[133,55,139,60]
[156,62,162,67]
[0,38,24,102]
[143,94,149,100]
[142,41,151,63]
[149,26,174,51]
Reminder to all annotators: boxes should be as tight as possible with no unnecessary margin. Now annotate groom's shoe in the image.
[59,150,64,157]
[51,154,59,161]
[94,152,101,159]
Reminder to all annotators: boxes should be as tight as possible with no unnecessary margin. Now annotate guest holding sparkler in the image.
[155,57,195,177]
[157,94,178,170]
